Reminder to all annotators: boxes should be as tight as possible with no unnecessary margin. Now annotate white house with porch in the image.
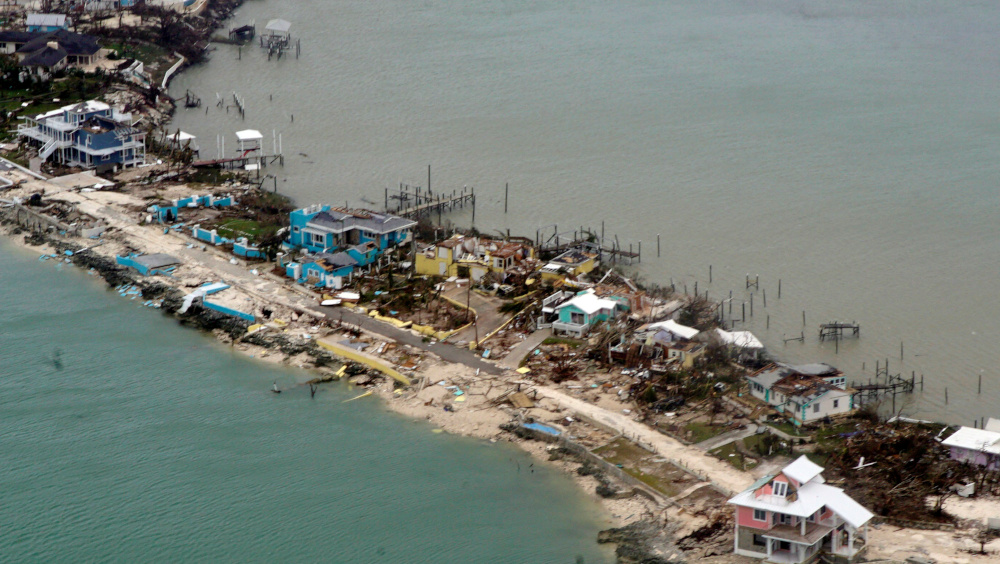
[728,456,873,563]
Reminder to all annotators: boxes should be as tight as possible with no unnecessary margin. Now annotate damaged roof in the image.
[308,208,416,235]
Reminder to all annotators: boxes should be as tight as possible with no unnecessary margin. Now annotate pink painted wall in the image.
[950,446,999,469]
[737,506,770,527]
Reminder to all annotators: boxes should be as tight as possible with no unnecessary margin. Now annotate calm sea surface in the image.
[0,243,613,562]
[170,0,1000,426]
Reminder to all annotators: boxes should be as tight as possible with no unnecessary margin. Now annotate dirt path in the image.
[535,385,755,496]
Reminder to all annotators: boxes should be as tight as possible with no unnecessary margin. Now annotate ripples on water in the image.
[170,0,1000,425]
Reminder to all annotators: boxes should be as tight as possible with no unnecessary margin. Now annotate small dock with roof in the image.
[259,19,300,60]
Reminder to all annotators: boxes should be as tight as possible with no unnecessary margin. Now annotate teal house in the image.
[552,289,627,337]
[287,205,416,254]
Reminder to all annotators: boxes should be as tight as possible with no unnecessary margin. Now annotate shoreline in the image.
[4,165,1000,562]
[0,183,677,560]
[4,5,1000,560]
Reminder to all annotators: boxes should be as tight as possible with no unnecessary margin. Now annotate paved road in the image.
[442,286,507,344]
[317,304,505,376]
[498,328,551,370]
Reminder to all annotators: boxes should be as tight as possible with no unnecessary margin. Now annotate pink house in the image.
[727,456,873,563]
[941,424,1000,470]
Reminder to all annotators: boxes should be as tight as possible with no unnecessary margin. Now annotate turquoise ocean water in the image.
[0,243,613,563]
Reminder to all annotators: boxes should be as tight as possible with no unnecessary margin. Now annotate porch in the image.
[552,320,590,337]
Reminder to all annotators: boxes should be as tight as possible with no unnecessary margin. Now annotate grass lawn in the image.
[541,336,584,348]
[766,420,805,436]
[106,41,168,66]
[709,440,761,471]
[593,437,687,497]
[215,219,263,240]
[685,421,728,443]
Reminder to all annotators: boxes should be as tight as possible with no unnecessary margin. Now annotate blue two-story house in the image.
[286,205,416,255]
[18,100,145,170]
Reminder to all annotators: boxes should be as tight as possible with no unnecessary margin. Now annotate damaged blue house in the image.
[286,205,415,254]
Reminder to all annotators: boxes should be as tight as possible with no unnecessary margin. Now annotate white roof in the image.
[265,19,291,33]
[36,100,109,121]
[647,319,699,340]
[27,13,67,27]
[69,100,110,114]
[169,131,196,142]
[985,418,1000,433]
[729,480,873,529]
[554,290,618,315]
[235,129,263,141]
[716,328,764,349]
[942,427,1000,455]
[782,455,824,485]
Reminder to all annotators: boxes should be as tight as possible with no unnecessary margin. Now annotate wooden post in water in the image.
[979,373,982,394]
[742,302,746,323]
[709,264,712,283]
[657,234,661,257]
[638,241,641,263]
[504,182,508,213]
[802,310,806,326]
[694,281,698,297]
[778,279,781,298]
[767,314,770,329]
[750,293,753,316]
[945,387,948,405]
[900,341,904,360]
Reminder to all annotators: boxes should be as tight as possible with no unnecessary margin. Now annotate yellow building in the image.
[415,236,535,281]
[538,248,599,282]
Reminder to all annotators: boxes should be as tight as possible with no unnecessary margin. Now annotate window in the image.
[311,233,325,245]
[752,534,766,547]
[833,399,840,409]
[570,312,585,325]
[293,226,300,233]
[772,481,787,497]
[753,509,766,522]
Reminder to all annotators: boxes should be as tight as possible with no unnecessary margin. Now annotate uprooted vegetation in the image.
[822,420,978,523]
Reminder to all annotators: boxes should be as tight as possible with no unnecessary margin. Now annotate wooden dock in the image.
[535,226,640,265]
[819,322,860,341]
[386,184,476,222]
[850,364,915,411]
[192,153,283,169]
